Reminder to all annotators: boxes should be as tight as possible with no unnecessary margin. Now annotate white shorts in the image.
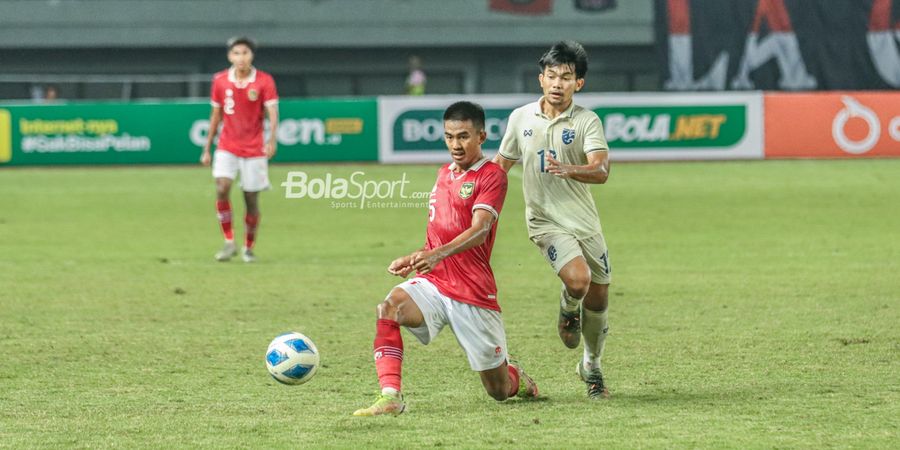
[212,150,271,192]
[531,232,612,284]
[396,278,508,372]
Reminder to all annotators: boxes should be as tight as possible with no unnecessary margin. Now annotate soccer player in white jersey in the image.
[200,36,279,263]
[492,41,612,399]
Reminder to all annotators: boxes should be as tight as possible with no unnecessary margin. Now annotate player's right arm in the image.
[492,109,521,173]
[492,153,517,172]
[200,105,223,166]
[411,209,496,275]
[411,167,507,275]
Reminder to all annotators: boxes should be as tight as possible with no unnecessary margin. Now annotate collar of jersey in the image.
[533,97,576,121]
[449,156,490,178]
[228,66,258,86]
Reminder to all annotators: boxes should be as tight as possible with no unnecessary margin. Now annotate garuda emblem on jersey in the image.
[247,89,259,101]
[459,182,475,199]
[562,128,576,145]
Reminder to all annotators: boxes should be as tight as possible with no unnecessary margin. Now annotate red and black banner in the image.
[656,0,900,90]
[489,0,553,15]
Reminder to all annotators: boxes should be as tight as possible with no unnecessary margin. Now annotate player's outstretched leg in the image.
[507,359,539,398]
[353,392,406,417]
[480,358,539,400]
[353,318,407,416]
[355,290,424,417]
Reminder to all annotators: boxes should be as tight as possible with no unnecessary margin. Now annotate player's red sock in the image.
[216,200,234,241]
[373,318,403,392]
[507,363,520,397]
[244,213,260,249]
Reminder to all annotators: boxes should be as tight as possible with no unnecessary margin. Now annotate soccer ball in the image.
[265,332,320,385]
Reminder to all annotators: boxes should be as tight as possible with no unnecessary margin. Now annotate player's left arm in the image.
[546,113,610,184]
[411,209,495,275]
[546,150,609,184]
[264,102,279,159]
[263,76,279,159]
[388,246,426,278]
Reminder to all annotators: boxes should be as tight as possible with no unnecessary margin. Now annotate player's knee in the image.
[375,301,393,319]
[376,297,401,320]
[486,387,509,401]
[565,277,591,299]
[561,264,592,298]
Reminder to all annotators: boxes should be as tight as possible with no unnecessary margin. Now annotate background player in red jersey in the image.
[353,101,538,417]
[200,36,279,263]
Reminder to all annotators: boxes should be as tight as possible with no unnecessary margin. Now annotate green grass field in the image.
[1,160,898,449]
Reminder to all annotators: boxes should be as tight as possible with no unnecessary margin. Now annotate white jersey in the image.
[498,98,609,239]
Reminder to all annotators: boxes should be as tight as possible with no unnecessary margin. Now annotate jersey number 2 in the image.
[224,97,235,115]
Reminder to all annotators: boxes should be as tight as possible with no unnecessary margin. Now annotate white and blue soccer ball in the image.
[265,332,320,385]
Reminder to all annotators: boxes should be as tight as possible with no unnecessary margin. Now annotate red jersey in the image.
[210,67,278,158]
[422,158,509,311]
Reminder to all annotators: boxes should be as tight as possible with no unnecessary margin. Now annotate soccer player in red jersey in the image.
[353,101,538,417]
[200,36,279,263]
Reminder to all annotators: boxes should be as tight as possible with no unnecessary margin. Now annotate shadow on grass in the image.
[604,388,759,406]
[494,388,761,409]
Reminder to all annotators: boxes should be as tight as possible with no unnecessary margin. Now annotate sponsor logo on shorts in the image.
[548,245,557,262]
[562,128,576,144]
[523,129,533,137]
[459,182,475,199]
[494,346,502,356]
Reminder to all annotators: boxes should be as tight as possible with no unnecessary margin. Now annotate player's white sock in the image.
[581,308,608,372]
[381,387,400,397]
[560,287,582,313]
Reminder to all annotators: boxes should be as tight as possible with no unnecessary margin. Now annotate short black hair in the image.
[227,36,257,53]
[443,101,485,131]
[538,41,588,79]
